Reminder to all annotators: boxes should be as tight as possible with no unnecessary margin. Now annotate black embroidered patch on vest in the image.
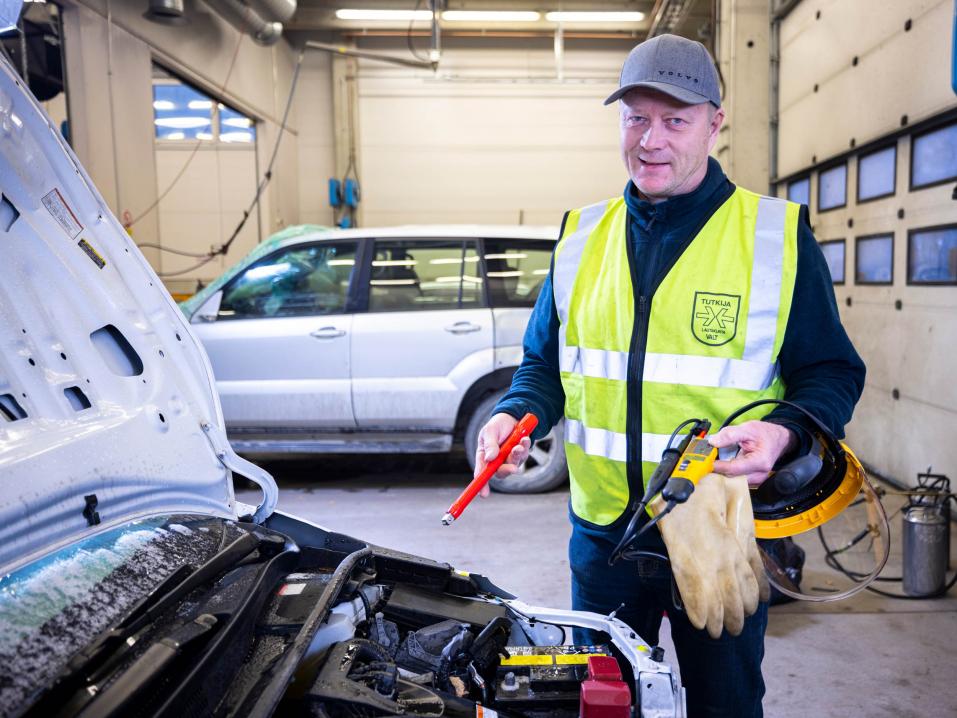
[692,292,741,346]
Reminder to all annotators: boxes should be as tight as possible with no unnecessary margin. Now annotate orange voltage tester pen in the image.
[441,413,538,526]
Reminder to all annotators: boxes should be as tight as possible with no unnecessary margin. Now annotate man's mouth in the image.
[639,158,669,167]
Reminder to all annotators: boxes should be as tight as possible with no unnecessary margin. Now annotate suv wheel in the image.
[464,392,567,494]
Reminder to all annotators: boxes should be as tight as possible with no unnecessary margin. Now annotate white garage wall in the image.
[59,0,310,293]
[776,0,957,486]
[154,145,260,279]
[355,41,631,227]
[296,50,337,228]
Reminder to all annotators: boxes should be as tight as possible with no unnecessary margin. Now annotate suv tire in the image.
[464,391,567,494]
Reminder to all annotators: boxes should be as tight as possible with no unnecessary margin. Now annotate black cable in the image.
[609,418,705,565]
[144,43,303,277]
[666,418,703,451]
[129,10,249,230]
[817,492,956,600]
[618,549,669,563]
[216,49,305,259]
[135,243,211,258]
[406,0,429,62]
[625,502,675,544]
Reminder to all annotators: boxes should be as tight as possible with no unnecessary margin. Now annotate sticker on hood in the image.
[41,188,82,239]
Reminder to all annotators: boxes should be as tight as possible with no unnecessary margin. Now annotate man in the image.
[474,34,865,716]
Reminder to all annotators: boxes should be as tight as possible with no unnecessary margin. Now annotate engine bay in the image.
[265,573,623,717]
[11,515,683,718]
[220,514,684,718]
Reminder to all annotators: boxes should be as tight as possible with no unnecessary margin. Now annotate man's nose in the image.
[640,121,666,151]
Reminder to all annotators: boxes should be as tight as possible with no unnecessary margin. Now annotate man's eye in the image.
[667,118,686,126]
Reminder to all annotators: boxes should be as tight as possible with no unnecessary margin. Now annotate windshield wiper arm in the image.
[28,530,267,717]
[70,614,220,718]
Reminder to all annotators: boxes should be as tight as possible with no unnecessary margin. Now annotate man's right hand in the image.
[474,413,532,497]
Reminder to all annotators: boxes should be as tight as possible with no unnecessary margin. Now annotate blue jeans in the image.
[569,520,768,718]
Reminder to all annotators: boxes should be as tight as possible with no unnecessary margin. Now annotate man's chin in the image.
[633,178,674,200]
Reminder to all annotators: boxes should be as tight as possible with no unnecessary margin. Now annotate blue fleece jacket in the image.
[495,158,866,531]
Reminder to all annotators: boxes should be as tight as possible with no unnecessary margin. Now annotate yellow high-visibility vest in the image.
[553,188,800,527]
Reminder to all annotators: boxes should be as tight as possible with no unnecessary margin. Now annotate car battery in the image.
[494,646,612,712]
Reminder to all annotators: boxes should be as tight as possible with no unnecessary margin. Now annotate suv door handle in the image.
[444,321,481,334]
[310,326,346,339]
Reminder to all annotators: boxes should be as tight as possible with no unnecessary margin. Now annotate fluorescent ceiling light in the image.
[442,11,541,22]
[545,11,645,22]
[336,9,432,21]
[153,100,175,111]
[188,100,213,110]
[222,117,252,128]
[154,117,211,129]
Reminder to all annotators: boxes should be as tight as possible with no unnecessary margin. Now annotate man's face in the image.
[619,88,724,201]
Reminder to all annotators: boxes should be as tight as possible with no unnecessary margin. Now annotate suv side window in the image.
[369,239,483,312]
[482,239,553,307]
[218,242,357,320]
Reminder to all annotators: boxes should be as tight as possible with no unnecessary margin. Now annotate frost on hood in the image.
[0,515,226,714]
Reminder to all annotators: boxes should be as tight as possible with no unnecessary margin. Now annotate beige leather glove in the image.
[724,474,771,604]
[651,472,763,639]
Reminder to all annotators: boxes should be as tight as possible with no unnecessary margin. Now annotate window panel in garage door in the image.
[192,241,358,430]
[352,239,493,430]
[483,239,555,363]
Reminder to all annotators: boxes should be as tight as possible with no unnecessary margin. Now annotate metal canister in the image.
[902,506,949,596]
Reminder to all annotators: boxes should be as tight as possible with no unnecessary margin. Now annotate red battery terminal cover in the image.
[579,655,631,718]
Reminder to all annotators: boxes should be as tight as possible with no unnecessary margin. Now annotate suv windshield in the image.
[0,515,228,713]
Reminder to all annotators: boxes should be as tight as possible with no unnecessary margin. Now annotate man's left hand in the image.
[708,421,797,487]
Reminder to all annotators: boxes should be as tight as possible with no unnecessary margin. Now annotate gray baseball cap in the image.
[604,34,721,107]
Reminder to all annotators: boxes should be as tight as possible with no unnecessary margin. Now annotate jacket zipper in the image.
[624,215,657,514]
[598,181,736,530]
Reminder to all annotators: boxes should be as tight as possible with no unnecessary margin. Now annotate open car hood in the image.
[0,55,277,575]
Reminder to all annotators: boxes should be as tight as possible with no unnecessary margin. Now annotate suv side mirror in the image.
[192,290,223,323]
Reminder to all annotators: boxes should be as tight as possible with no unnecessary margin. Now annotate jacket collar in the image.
[623,157,731,230]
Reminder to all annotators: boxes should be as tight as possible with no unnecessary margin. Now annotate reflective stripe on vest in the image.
[554,188,799,526]
[554,200,608,354]
[564,420,677,466]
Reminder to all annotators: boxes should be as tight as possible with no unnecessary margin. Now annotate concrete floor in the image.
[240,453,957,718]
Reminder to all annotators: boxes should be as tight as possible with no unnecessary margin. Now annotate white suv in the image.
[180,225,567,493]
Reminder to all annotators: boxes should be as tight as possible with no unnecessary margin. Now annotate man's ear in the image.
[710,107,725,137]
[707,107,725,151]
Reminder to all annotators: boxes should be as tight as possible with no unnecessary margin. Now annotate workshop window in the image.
[857,145,896,202]
[152,65,256,143]
[818,163,847,212]
[820,240,845,285]
[369,240,483,312]
[218,104,256,144]
[908,225,957,285]
[217,242,358,319]
[787,177,810,206]
[855,234,894,285]
[483,240,553,307]
[911,121,957,189]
